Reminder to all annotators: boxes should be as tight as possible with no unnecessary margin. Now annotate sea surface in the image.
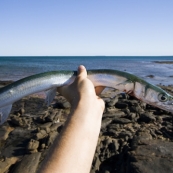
[0,56,173,85]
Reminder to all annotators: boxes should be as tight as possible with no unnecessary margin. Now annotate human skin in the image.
[38,65,105,173]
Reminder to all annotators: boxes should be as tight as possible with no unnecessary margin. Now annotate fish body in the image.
[0,69,173,125]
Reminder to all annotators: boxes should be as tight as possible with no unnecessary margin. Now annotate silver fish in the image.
[0,70,173,125]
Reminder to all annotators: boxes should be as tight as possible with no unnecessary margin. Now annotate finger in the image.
[95,86,105,95]
[77,65,87,79]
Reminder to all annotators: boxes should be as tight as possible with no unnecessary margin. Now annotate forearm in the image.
[39,100,103,173]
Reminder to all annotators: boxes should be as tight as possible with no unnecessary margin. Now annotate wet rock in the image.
[35,129,47,140]
[146,74,154,78]
[138,112,156,123]
[46,110,62,122]
[136,131,153,144]
[118,131,133,139]
[53,101,71,109]
[112,138,120,151]
[13,153,41,173]
[0,157,19,173]
[106,107,118,113]
[108,123,120,130]
[112,117,132,124]
[26,139,39,153]
[50,122,63,132]
[129,105,143,113]
[46,131,58,146]
[101,118,112,129]
[10,116,32,128]
[127,140,173,173]
[45,111,56,122]
[103,111,125,118]
[0,126,14,140]
[39,122,52,128]
[92,156,101,172]
[119,93,130,99]
[13,106,25,116]
[36,111,49,123]
[115,102,128,109]
[106,96,119,107]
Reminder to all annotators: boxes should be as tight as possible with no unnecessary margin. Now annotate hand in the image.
[57,65,105,112]
[39,66,105,173]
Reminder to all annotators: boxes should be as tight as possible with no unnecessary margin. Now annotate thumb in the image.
[77,65,87,79]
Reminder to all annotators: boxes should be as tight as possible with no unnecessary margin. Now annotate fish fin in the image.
[45,88,57,106]
[0,104,12,125]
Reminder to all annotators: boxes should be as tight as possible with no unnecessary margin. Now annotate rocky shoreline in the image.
[0,81,173,173]
[154,61,173,64]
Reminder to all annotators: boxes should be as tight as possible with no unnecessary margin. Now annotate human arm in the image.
[38,65,105,173]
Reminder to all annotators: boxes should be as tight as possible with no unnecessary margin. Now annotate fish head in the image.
[134,82,173,113]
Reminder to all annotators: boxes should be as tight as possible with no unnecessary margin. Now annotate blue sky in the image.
[0,0,173,56]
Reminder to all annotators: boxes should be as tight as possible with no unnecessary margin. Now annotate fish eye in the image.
[158,94,168,102]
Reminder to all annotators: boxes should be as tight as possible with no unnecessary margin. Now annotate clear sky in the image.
[0,0,173,56]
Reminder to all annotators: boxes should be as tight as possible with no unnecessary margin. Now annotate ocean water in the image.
[0,56,173,85]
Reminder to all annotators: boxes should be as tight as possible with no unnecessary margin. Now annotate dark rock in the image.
[46,131,58,146]
[92,156,101,171]
[112,117,132,124]
[46,110,62,122]
[39,122,52,129]
[146,74,154,78]
[50,122,63,132]
[106,107,118,113]
[103,111,125,118]
[136,131,153,144]
[129,105,143,113]
[26,139,39,153]
[119,93,130,99]
[112,139,119,151]
[127,140,173,173]
[101,118,112,129]
[10,116,32,128]
[0,157,19,173]
[35,129,47,140]
[115,102,128,109]
[13,153,41,173]
[53,101,71,109]
[138,112,156,123]
[107,97,119,107]
[150,129,157,138]
[45,111,56,122]
[0,126,14,140]
[118,131,133,139]
[106,128,118,137]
